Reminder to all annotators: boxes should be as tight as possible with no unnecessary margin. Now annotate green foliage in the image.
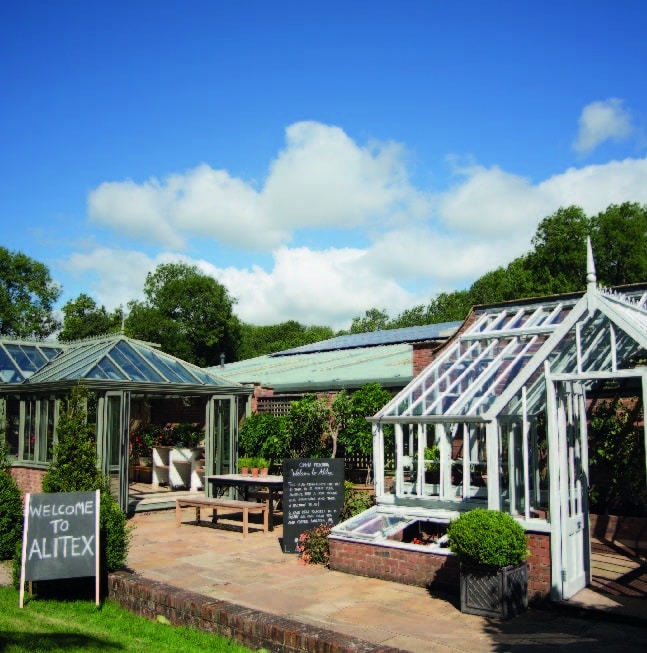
[447,509,528,568]
[340,481,374,521]
[41,386,104,494]
[0,246,61,339]
[59,293,123,342]
[284,394,330,458]
[588,396,646,516]
[424,445,440,472]
[349,308,390,334]
[591,202,647,286]
[338,383,392,457]
[126,262,241,367]
[238,320,334,359]
[237,456,252,471]
[0,442,23,560]
[238,412,286,464]
[297,523,332,566]
[41,384,131,572]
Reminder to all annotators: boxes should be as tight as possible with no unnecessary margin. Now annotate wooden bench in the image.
[176,497,268,537]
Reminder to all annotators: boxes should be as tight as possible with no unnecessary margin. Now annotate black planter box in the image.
[460,562,528,619]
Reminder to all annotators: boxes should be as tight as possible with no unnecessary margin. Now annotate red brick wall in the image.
[329,530,552,603]
[10,465,46,495]
[329,538,459,591]
[527,532,551,600]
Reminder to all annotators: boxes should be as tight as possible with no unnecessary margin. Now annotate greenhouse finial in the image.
[586,237,597,290]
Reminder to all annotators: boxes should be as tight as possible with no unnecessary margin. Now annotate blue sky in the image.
[2,1,647,330]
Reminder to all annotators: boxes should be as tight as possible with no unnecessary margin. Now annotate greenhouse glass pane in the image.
[90,358,124,380]
[21,346,47,370]
[113,342,163,382]
[4,344,38,372]
[0,348,23,382]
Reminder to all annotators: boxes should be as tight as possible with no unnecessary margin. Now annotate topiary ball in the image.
[447,509,528,568]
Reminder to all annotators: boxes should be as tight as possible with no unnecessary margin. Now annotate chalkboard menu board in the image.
[282,458,345,554]
[20,490,100,607]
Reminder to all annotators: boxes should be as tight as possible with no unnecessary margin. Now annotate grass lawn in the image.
[0,585,254,653]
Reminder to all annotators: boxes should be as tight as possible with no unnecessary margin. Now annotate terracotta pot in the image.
[240,466,249,476]
[260,467,269,476]
[251,467,259,477]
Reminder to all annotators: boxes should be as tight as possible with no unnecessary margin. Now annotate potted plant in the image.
[257,457,270,476]
[447,508,529,619]
[237,457,252,475]
[250,457,260,477]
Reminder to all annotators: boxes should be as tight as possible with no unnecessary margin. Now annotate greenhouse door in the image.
[99,391,130,512]
[548,379,590,600]
[205,395,237,496]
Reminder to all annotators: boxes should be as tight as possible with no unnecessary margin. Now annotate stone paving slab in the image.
[123,509,647,652]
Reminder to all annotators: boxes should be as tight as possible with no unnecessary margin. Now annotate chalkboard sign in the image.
[20,490,100,607]
[282,458,345,554]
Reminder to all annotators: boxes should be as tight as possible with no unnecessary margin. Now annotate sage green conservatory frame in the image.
[334,244,647,601]
[0,334,253,512]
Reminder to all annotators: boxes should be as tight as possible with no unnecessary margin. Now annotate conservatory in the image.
[0,333,252,512]
[332,245,647,601]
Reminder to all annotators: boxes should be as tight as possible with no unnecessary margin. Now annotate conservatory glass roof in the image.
[0,340,63,383]
[374,283,647,423]
[0,334,238,388]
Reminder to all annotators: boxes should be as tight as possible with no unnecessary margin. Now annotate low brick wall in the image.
[329,530,552,603]
[107,571,404,653]
[10,465,45,495]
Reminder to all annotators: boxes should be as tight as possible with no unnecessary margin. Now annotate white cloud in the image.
[75,121,647,331]
[87,122,428,253]
[573,99,633,154]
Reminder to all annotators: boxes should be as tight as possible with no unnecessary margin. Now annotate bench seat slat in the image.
[176,497,269,537]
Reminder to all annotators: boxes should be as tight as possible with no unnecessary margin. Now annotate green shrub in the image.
[0,441,23,560]
[297,523,331,566]
[41,383,132,572]
[340,481,374,521]
[447,509,528,568]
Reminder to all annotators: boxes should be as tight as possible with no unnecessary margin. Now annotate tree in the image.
[338,383,393,458]
[349,308,390,334]
[238,320,335,359]
[590,202,647,286]
[0,247,61,339]
[42,384,131,571]
[425,290,473,323]
[283,394,330,458]
[524,205,590,294]
[59,293,123,342]
[126,262,241,367]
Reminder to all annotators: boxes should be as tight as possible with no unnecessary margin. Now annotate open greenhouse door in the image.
[98,391,130,512]
[205,395,238,496]
[547,374,590,600]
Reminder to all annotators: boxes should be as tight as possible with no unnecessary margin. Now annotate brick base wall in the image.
[10,465,45,495]
[329,530,552,603]
[107,571,402,653]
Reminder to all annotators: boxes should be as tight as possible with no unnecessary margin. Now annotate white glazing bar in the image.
[373,422,384,499]
[576,323,582,374]
[395,423,404,495]
[522,387,530,520]
[609,324,617,371]
[486,420,500,510]
[462,423,470,500]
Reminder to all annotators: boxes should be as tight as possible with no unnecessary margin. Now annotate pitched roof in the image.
[1,334,240,389]
[215,322,461,392]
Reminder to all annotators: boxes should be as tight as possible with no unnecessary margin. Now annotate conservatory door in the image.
[205,395,237,496]
[553,381,590,600]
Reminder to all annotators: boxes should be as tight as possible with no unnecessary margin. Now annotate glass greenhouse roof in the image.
[0,334,238,388]
[375,284,647,423]
[0,340,63,383]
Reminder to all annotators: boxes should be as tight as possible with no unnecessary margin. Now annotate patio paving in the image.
[123,508,647,652]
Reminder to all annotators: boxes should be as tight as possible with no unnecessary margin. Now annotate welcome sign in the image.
[20,490,100,607]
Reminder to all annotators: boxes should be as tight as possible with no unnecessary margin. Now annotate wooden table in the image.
[206,474,283,531]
